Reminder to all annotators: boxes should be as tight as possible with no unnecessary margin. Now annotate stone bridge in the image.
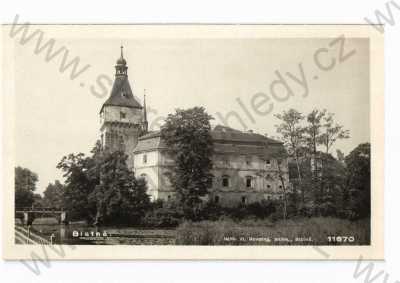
[15,207,68,225]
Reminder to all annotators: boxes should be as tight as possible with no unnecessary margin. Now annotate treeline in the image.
[274,109,370,219]
[15,144,151,226]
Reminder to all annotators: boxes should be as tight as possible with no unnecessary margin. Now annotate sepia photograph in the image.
[2,24,384,259]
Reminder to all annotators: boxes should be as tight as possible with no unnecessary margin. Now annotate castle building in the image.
[100,48,290,207]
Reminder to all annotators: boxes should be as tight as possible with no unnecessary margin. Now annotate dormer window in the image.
[120,111,126,119]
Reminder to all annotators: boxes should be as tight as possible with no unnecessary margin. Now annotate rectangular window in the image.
[246,177,252,188]
[222,177,229,187]
[266,159,271,166]
[120,111,126,119]
[143,154,147,164]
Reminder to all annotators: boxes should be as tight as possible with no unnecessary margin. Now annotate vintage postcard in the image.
[1,24,384,260]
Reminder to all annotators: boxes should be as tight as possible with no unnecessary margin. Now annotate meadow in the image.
[175,217,370,245]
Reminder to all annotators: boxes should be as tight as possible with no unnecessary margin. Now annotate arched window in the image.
[214,195,220,204]
[222,175,230,187]
[241,196,247,204]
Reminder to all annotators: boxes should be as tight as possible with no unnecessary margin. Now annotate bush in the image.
[190,200,280,222]
[142,206,183,228]
[198,202,225,221]
[244,200,276,219]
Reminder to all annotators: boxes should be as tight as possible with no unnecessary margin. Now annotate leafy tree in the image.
[91,150,151,225]
[161,107,214,219]
[57,141,151,225]
[303,109,351,210]
[15,167,38,208]
[336,149,345,163]
[42,180,65,209]
[321,112,350,154]
[305,109,326,168]
[275,109,306,203]
[317,152,347,215]
[32,193,44,207]
[345,143,371,218]
[269,146,291,221]
[57,152,97,222]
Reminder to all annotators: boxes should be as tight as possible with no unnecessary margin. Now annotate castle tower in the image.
[99,46,143,169]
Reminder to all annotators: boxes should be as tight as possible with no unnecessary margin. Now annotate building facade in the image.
[100,49,290,207]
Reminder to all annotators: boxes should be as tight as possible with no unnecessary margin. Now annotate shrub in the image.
[198,202,225,221]
[142,201,183,228]
[245,200,276,219]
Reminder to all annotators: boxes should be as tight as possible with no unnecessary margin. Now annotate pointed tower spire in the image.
[142,89,148,133]
[115,45,128,76]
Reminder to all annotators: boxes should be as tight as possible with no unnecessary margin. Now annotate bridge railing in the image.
[15,207,66,213]
[15,225,52,245]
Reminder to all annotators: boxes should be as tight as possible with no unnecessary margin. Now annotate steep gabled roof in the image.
[100,76,142,113]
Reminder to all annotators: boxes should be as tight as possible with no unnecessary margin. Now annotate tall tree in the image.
[305,109,326,159]
[57,152,97,222]
[317,152,347,215]
[161,107,214,219]
[270,147,290,221]
[91,150,150,225]
[321,112,350,154]
[345,143,371,219]
[32,194,44,208]
[15,167,38,208]
[275,109,306,203]
[42,180,65,209]
[57,141,151,225]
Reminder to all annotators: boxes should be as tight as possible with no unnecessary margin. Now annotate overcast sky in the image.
[14,37,369,193]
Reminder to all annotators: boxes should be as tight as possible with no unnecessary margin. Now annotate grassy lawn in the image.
[176,217,370,245]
